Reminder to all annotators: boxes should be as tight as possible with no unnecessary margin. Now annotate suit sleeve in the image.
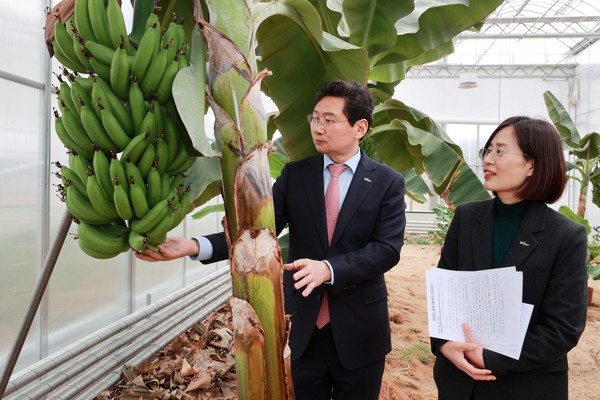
[483,221,588,376]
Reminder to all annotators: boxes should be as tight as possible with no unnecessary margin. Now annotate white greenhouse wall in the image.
[0,1,227,375]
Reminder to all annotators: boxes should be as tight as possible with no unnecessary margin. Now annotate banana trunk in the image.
[199,17,293,400]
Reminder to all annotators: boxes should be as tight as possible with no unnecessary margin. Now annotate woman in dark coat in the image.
[431,116,588,400]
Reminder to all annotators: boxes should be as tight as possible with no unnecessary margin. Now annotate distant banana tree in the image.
[544,90,600,218]
[46,0,504,398]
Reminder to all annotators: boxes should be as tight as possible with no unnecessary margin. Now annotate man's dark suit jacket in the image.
[431,199,588,400]
[204,151,406,370]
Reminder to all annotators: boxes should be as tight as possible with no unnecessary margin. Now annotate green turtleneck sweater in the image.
[493,198,529,268]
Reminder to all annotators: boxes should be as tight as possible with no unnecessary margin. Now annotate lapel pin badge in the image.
[364,177,372,182]
[519,241,529,247]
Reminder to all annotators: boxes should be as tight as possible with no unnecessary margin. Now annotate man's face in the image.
[310,96,366,163]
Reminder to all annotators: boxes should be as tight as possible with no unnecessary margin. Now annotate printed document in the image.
[426,266,533,360]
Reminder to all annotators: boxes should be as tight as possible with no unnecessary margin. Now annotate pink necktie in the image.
[316,164,348,329]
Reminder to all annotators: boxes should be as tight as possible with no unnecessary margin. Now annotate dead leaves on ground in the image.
[94,305,237,400]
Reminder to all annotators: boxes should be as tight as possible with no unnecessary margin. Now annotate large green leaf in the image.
[369,39,455,82]
[173,24,218,157]
[254,0,369,161]
[572,132,600,161]
[543,90,581,148]
[372,119,489,208]
[342,0,414,55]
[381,0,504,61]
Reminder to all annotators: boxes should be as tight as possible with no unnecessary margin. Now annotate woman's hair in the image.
[484,116,567,203]
[315,80,374,129]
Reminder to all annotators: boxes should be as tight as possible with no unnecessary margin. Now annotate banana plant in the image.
[544,90,600,218]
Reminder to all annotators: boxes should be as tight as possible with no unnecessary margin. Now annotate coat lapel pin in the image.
[364,177,372,182]
[519,241,529,247]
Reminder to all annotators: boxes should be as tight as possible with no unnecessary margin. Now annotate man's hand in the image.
[135,236,199,262]
[283,258,331,297]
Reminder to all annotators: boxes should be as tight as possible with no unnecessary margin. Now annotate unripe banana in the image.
[66,185,114,225]
[109,151,129,192]
[55,75,77,115]
[95,75,134,136]
[123,156,146,198]
[70,79,95,117]
[87,0,113,48]
[140,40,171,98]
[86,173,119,220]
[60,105,96,157]
[109,36,131,101]
[120,131,150,163]
[145,164,162,208]
[54,109,94,160]
[129,176,150,219]
[144,210,174,243]
[131,20,160,84]
[80,38,115,66]
[113,179,134,221]
[53,19,87,73]
[73,0,97,43]
[55,161,87,198]
[161,172,173,199]
[85,50,112,83]
[138,102,161,139]
[128,229,147,252]
[130,198,169,233]
[163,111,180,164]
[77,221,128,255]
[154,135,169,175]
[93,149,114,198]
[78,236,122,259]
[79,99,119,152]
[98,100,130,150]
[136,139,155,179]
[165,142,195,175]
[106,0,131,53]
[155,58,179,105]
[128,76,146,135]
[69,24,93,70]
[69,151,92,184]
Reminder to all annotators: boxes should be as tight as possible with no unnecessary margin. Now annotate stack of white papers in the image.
[426,266,533,360]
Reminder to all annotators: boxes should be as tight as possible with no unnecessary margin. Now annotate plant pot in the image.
[588,286,594,305]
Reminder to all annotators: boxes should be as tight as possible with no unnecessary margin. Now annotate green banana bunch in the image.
[51,7,199,259]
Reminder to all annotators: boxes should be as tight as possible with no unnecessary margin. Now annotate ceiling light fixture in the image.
[458,72,479,89]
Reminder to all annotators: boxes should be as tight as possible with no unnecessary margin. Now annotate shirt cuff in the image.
[323,260,334,285]
[189,237,214,261]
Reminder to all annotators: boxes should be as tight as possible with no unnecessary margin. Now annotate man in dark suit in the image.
[136,80,407,400]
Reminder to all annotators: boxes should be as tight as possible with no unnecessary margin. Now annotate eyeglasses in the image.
[478,148,529,161]
[307,114,348,128]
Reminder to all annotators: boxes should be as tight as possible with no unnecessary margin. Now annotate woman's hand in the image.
[134,236,199,262]
[439,323,496,381]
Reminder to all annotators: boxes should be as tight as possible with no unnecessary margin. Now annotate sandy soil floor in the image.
[96,243,600,399]
[381,243,600,400]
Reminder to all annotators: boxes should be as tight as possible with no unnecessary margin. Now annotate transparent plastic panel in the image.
[0,79,44,369]
[1,2,47,83]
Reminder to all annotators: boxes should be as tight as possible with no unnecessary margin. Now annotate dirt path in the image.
[381,243,600,400]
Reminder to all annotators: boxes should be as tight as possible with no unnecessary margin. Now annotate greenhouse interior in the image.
[1,0,599,398]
